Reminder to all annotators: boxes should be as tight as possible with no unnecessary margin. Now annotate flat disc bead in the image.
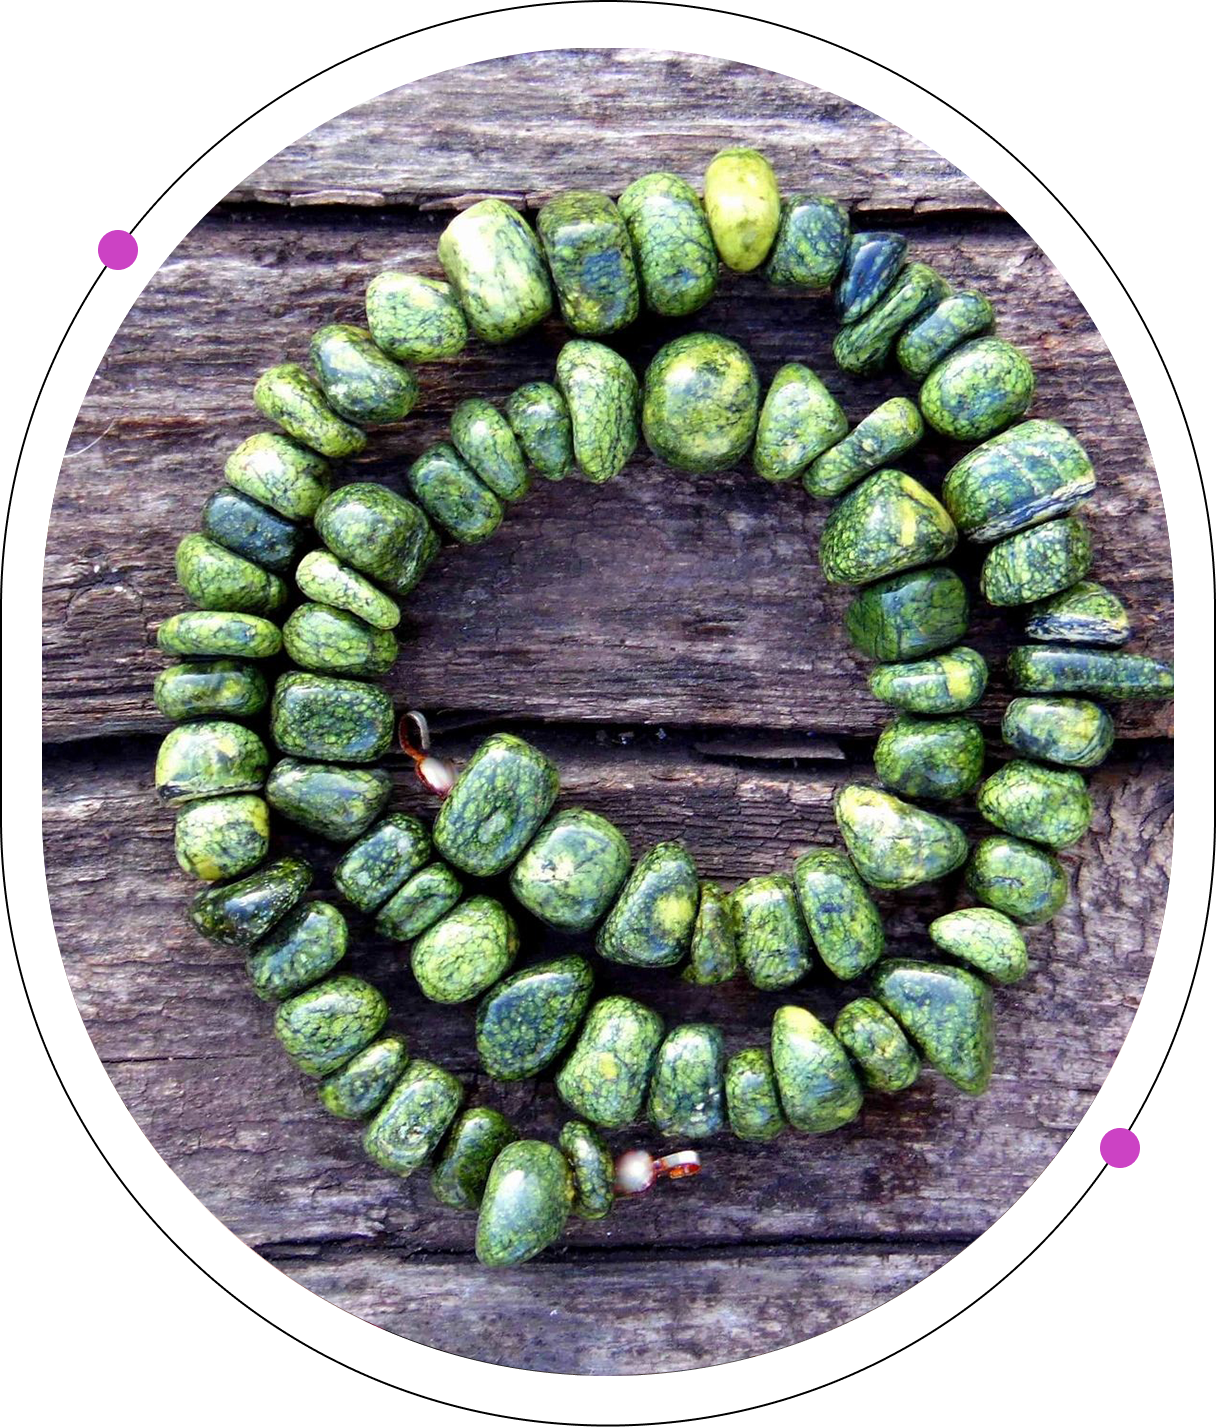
[834,231,907,323]
[682,880,739,985]
[928,908,1028,984]
[919,337,1035,442]
[833,263,950,377]
[253,362,366,458]
[282,603,397,677]
[867,646,988,714]
[976,758,1093,849]
[804,397,924,499]
[555,994,665,1129]
[1025,579,1130,645]
[174,794,270,882]
[537,191,639,335]
[845,566,969,661]
[966,834,1069,924]
[1008,645,1174,700]
[1001,695,1114,768]
[764,193,850,287]
[980,516,1092,606]
[835,784,968,891]
[793,848,885,980]
[410,896,519,1005]
[175,533,288,616]
[475,954,594,1081]
[618,171,717,317]
[505,381,575,481]
[724,1047,786,1141]
[730,874,813,991]
[819,468,957,585]
[318,1034,409,1120]
[872,960,994,1095]
[157,610,282,660]
[703,146,780,272]
[310,323,418,424]
[752,362,847,482]
[154,660,269,722]
[559,1120,615,1219]
[437,197,553,343]
[363,1059,464,1177]
[509,808,631,932]
[873,715,985,800]
[365,272,468,361]
[555,339,640,483]
[432,1107,518,1211]
[771,1005,863,1133]
[376,863,463,942]
[647,1023,726,1139]
[247,900,348,1002]
[433,733,559,877]
[642,332,759,474]
[333,813,432,913]
[155,719,268,805]
[225,432,331,520]
[265,758,392,842]
[408,441,503,544]
[270,672,394,763]
[201,488,307,574]
[294,550,400,631]
[833,998,919,1093]
[273,974,387,1077]
[450,398,531,502]
[314,482,437,597]
[186,856,311,946]
[896,290,994,379]
[596,840,699,968]
[475,1140,573,1267]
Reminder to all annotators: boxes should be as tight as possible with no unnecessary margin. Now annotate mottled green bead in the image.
[376,862,463,942]
[820,468,957,586]
[835,784,969,891]
[845,566,969,661]
[805,397,924,499]
[201,488,307,574]
[703,146,780,272]
[175,534,288,616]
[433,733,560,877]
[475,1140,573,1267]
[834,263,950,377]
[537,191,639,335]
[942,419,1095,543]
[868,645,988,715]
[433,1107,518,1211]
[1025,580,1130,646]
[724,1047,786,1142]
[247,900,348,1002]
[265,758,392,843]
[505,382,575,481]
[618,171,717,317]
[682,880,738,985]
[274,975,387,1078]
[976,758,1092,849]
[187,856,311,947]
[833,998,919,1093]
[253,363,366,458]
[365,272,468,362]
[793,849,884,980]
[282,603,397,678]
[873,961,994,1094]
[559,1120,614,1219]
[966,835,1068,924]
[981,516,1092,606]
[476,955,594,1081]
[928,908,1027,984]
[225,432,331,520]
[438,198,553,344]
[1008,645,1174,700]
[407,441,503,544]
[153,660,269,722]
[294,550,401,631]
[318,1035,408,1120]
[450,398,530,503]
[364,1059,463,1176]
[771,1005,863,1133]
[509,808,630,933]
[333,814,432,913]
[834,232,907,324]
[555,339,640,483]
[731,874,812,991]
[764,193,850,288]
[174,794,270,882]
[874,715,985,800]
[596,841,698,968]
[642,332,759,475]
[919,337,1035,442]
[155,719,269,805]
[410,896,519,1005]
[896,290,994,380]
[648,1023,726,1139]
[314,482,436,597]
[271,672,393,763]
[556,995,664,1129]
[1001,696,1114,769]
[752,362,847,482]
[310,323,418,426]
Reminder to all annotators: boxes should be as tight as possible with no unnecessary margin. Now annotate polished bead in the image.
[820,468,957,585]
[596,841,699,968]
[476,954,594,1081]
[752,362,847,482]
[437,198,553,343]
[928,907,1027,984]
[618,171,717,316]
[804,397,924,498]
[1001,695,1114,768]
[294,550,400,631]
[919,337,1035,441]
[845,566,969,661]
[509,808,631,932]
[538,191,639,335]
[333,814,432,913]
[433,733,560,877]
[771,1005,863,1133]
[724,1047,786,1141]
[703,146,780,272]
[868,645,988,714]
[793,848,885,980]
[1025,579,1130,645]
[833,998,919,1093]
[643,332,759,475]
[834,231,907,323]
[942,419,1094,542]
[175,533,287,616]
[265,758,392,842]
[648,1024,726,1139]
[872,960,994,1094]
[896,290,994,379]
[764,193,850,287]
[314,482,436,596]
[433,1107,518,1211]
[157,610,282,660]
[411,896,519,1004]
[1008,645,1174,700]
[682,880,739,985]
[976,758,1093,849]
[450,397,530,502]
[874,715,985,800]
[376,862,463,942]
[153,660,269,722]
[187,856,310,946]
[225,431,331,520]
[247,900,348,1002]
[363,1059,463,1176]
[365,272,468,361]
[310,323,419,424]
[835,784,968,891]
[201,488,306,574]
[556,995,664,1128]
[555,339,640,483]
[282,602,397,677]
[731,874,813,991]
[966,835,1068,924]
[559,1120,615,1219]
[274,974,387,1077]
[475,1140,573,1267]
[981,516,1092,606]
[253,362,365,458]
[505,381,575,481]
[833,263,950,376]
[408,441,503,543]
[155,719,268,805]
[174,794,269,882]
[271,672,393,763]
[318,1035,408,1120]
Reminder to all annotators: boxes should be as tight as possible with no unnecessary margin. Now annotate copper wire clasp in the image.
[398,710,456,797]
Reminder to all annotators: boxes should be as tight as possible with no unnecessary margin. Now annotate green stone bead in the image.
[433,1107,518,1211]
[896,290,994,379]
[942,419,1095,543]
[475,955,594,1081]
[363,1059,464,1176]
[928,908,1027,984]
[703,146,780,272]
[596,841,699,968]
[752,362,847,482]
[820,468,957,586]
[225,432,331,520]
[475,1140,573,1267]
[274,974,387,1078]
[365,272,468,361]
[648,1023,726,1139]
[980,516,1092,606]
[333,814,432,913]
[175,534,288,616]
[1008,645,1174,700]
[793,849,885,980]
[845,566,969,661]
[201,488,307,574]
[153,660,269,722]
[618,171,717,317]
[282,602,397,677]
[833,263,950,377]
[407,441,503,544]
[187,856,311,946]
[868,645,988,715]
[270,672,394,763]
[731,874,813,991]
[265,758,392,843]
[555,339,640,483]
[771,1005,863,1133]
[310,323,418,425]
[155,719,269,805]
[834,232,908,324]
[437,198,553,344]
[874,715,985,800]
[157,610,283,660]
[410,896,519,1005]
[1025,580,1130,646]
[556,995,664,1129]
[833,998,919,1093]
[764,193,850,287]
[976,758,1092,849]
[509,808,631,932]
[919,337,1035,442]
[537,190,639,335]
[966,835,1068,924]
[247,900,348,1002]
[804,397,924,499]
[253,362,366,458]
[835,784,969,891]
[642,331,760,474]
[318,1035,409,1120]
[294,550,401,631]
[376,863,463,942]
[174,794,270,882]
[433,733,560,877]
[314,482,436,597]
[873,960,994,1094]
[450,398,531,503]
[1001,696,1114,769]
[505,382,575,481]
[559,1120,614,1220]
[724,1047,786,1142]
[682,880,739,985]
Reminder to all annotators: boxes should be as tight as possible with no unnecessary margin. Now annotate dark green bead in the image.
[928,908,1027,984]
[896,290,994,379]
[274,974,387,1078]
[201,488,306,574]
[596,841,698,968]
[265,758,392,843]
[555,339,640,483]
[509,808,631,932]
[175,534,287,616]
[682,880,738,985]
[174,794,270,882]
[271,672,394,763]
[433,1107,518,1211]
[976,758,1092,849]
[703,146,780,272]
[408,441,503,544]
[433,733,560,877]
[874,715,985,800]
[1001,696,1114,768]
[966,835,1068,924]
[450,398,530,503]
[225,432,331,520]
[282,602,397,677]
[642,332,759,475]
[867,645,988,714]
[1025,580,1130,646]
[724,1047,786,1142]
[318,1035,409,1120]
[333,814,432,913]
[475,955,594,1081]
[295,550,400,631]
[505,382,575,481]
[731,874,812,991]
[556,995,664,1129]
[157,611,282,660]
[365,272,468,361]
[805,397,924,498]
[820,468,957,585]
[187,856,311,947]
[475,1140,573,1267]
[537,190,639,335]
[314,482,437,597]
[834,231,907,323]
[752,362,847,482]
[919,337,1035,442]
[873,960,994,1094]
[764,193,850,288]
[410,896,519,1004]
[835,784,968,891]
[247,900,348,1001]
[618,171,717,317]
[253,362,366,458]
[793,849,884,980]
[155,719,268,805]
[845,566,969,661]
[980,516,1092,606]
[559,1120,614,1220]
[648,1024,726,1139]
[437,198,553,344]
[833,998,919,1093]
[363,1059,463,1176]
[1008,645,1174,700]
[771,1005,863,1133]
[310,323,418,424]
[833,263,950,376]
[153,660,269,722]
[376,862,463,942]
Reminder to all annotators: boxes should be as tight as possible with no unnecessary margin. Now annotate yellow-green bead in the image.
[174,794,270,882]
[642,332,759,475]
[253,362,366,459]
[437,198,553,344]
[703,147,780,272]
[752,362,847,483]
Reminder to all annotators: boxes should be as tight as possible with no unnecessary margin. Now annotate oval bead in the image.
[845,566,969,661]
[175,533,288,616]
[1025,579,1130,646]
[537,190,639,335]
[980,516,1092,606]
[868,645,988,715]
[833,998,919,1093]
[873,715,985,800]
[294,550,400,631]
[433,1107,518,1211]
[314,482,436,597]
[618,171,717,316]
[820,468,957,585]
[310,323,418,424]
[835,784,968,891]
[505,381,575,481]
[764,193,850,288]
[225,432,331,520]
[376,862,463,942]
[555,995,664,1129]
[771,1005,863,1133]
[833,263,950,376]
[510,808,631,932]
[366,272,467,362]
[928,908,1028,984]
[872,960,994,1094]
[157,610,282,660]
[919,337,1035,442]
[333,813,432,913]
[433,733,560,878]
[201,488,306,574]
[408,441,503,544]
[282,602,397,677]
[793,848,885,980]
[475,1140,573,1267]
[752,362,847,482]
[1001,695,1114,768]
[174,794,270,882]
[363,1059,464,1176]
[450,398,531,502]
[834,231,907,323]
[559,1120,615,1220]
[253,362,365,458]
[265,758,392,843]
[966,835,1069,924]
[555,339,640,483]
[976,758,1093,849]
[247,900,348,1002]
[437,198,553,344]
[475,954,594,1081]
[804,397,924,499]
[648,1023,726,1139]
[682,880,739,985]
[1008,645,1174,700]
[703,146,780,272]
[318,1035,409,1120]
[596,840,699,968]
[271,672,394,763]
[896,290,994,379]
[155,719,268,805]
[410,896,519,1005]
[154,659,269,722]
[187,856,311,946]
[273,974,387,1078]
[724,1047,786,1142]
[642,332,759,474]
[731,874,813,991]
